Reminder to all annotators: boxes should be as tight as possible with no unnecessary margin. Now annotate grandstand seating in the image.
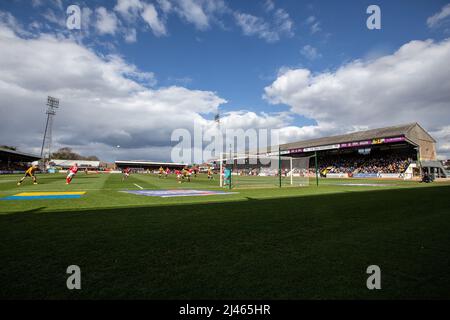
[318,154,412,175]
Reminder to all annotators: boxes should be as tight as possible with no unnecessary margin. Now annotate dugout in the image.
[278,123,447,178]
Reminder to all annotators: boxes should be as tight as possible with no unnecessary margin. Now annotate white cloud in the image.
[264,0,275,12]
[234,12,279,42]
[112,0,228,38]
[234,2,293,43]
[31,0,43,8]
[305,15,321,34]
[80,7,93,35]
[427,4,450,28]
[114,0,144,20]
[305,16,316,24]
[430,126,450,159]
[0,19,299,161]
[95,7,119,35]
[114,0,168,39]
[41,8,66,28]
[219,111,291,130]
[264,39,450,158]
[273,8,293,36]
[157,0,173,14]
[0,23,229,161]
[175,0,210,30]
[310,22,321,34]
[0,10,30,36]
[166,0,228,30]
[52,0,63,11]
[300,44,321,60]
[141,3,167,37]
[35,0,63,10]
[124,28,137,43]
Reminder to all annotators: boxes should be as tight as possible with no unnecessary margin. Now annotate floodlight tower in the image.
[40,96,60,164]
[214,112,220,130]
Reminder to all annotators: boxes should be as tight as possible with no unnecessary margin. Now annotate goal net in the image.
[218,153,310,189]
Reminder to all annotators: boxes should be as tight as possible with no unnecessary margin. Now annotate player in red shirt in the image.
[122,167,131,181]
[66,163,78,184]
[175,169,182,183]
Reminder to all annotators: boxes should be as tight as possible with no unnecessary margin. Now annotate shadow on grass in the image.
[0,185,449,299]
[2,182,448,216]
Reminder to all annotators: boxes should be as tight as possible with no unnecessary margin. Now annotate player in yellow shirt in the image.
[182,167,191,182]
[207,166,213,180]
[158,166,164,178]
[17,165,39,186]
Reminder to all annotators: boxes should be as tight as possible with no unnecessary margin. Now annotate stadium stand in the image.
[317,153,412,175]
[0,147,41,174]
[277,123,447,179]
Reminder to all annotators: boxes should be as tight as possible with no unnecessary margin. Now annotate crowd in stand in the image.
[319,154,412,175]
[0,162,29,171]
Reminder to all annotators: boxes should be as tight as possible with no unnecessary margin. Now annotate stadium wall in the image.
[406,124,437,161]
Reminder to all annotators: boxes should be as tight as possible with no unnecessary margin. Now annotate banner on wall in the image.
[379,173,403,179]
[303,144,341,152]
[326,173,349,178]
[286,136,406,155]
[353,173,379,178]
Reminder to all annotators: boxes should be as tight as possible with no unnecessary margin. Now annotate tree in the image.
[0,145,17,151]
[51,147,99,161]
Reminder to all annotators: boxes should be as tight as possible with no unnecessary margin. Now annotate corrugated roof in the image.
[0,148,41,161]
[280,123,421,151]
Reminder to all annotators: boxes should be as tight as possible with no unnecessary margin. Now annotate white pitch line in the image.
[134,183,144,190]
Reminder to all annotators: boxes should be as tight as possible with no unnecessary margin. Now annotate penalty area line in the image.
[134,183,144,190]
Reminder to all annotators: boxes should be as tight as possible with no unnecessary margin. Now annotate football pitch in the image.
[1,173,450,299]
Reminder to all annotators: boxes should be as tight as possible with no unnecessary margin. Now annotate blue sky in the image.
[1,0,450,161]
[3,0,447,121]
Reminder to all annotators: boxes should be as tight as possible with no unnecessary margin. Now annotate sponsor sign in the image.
[303,144,340,152]
[379,173,403,179]
[326,173,349,178]
[353,173,379,178]
[384,136,405,143]
[285,136,406,155]
[372,138,385,144]
[336,183,392,187]
[288,148,303,154]
[340,140,372,148]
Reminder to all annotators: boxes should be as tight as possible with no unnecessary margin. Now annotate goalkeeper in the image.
[17,164,39,185]
[223,166,232,187]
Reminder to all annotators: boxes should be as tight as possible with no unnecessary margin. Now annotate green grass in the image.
[0,173,450,299]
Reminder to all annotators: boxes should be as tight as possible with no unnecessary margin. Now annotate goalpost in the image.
[218,152,310,189]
